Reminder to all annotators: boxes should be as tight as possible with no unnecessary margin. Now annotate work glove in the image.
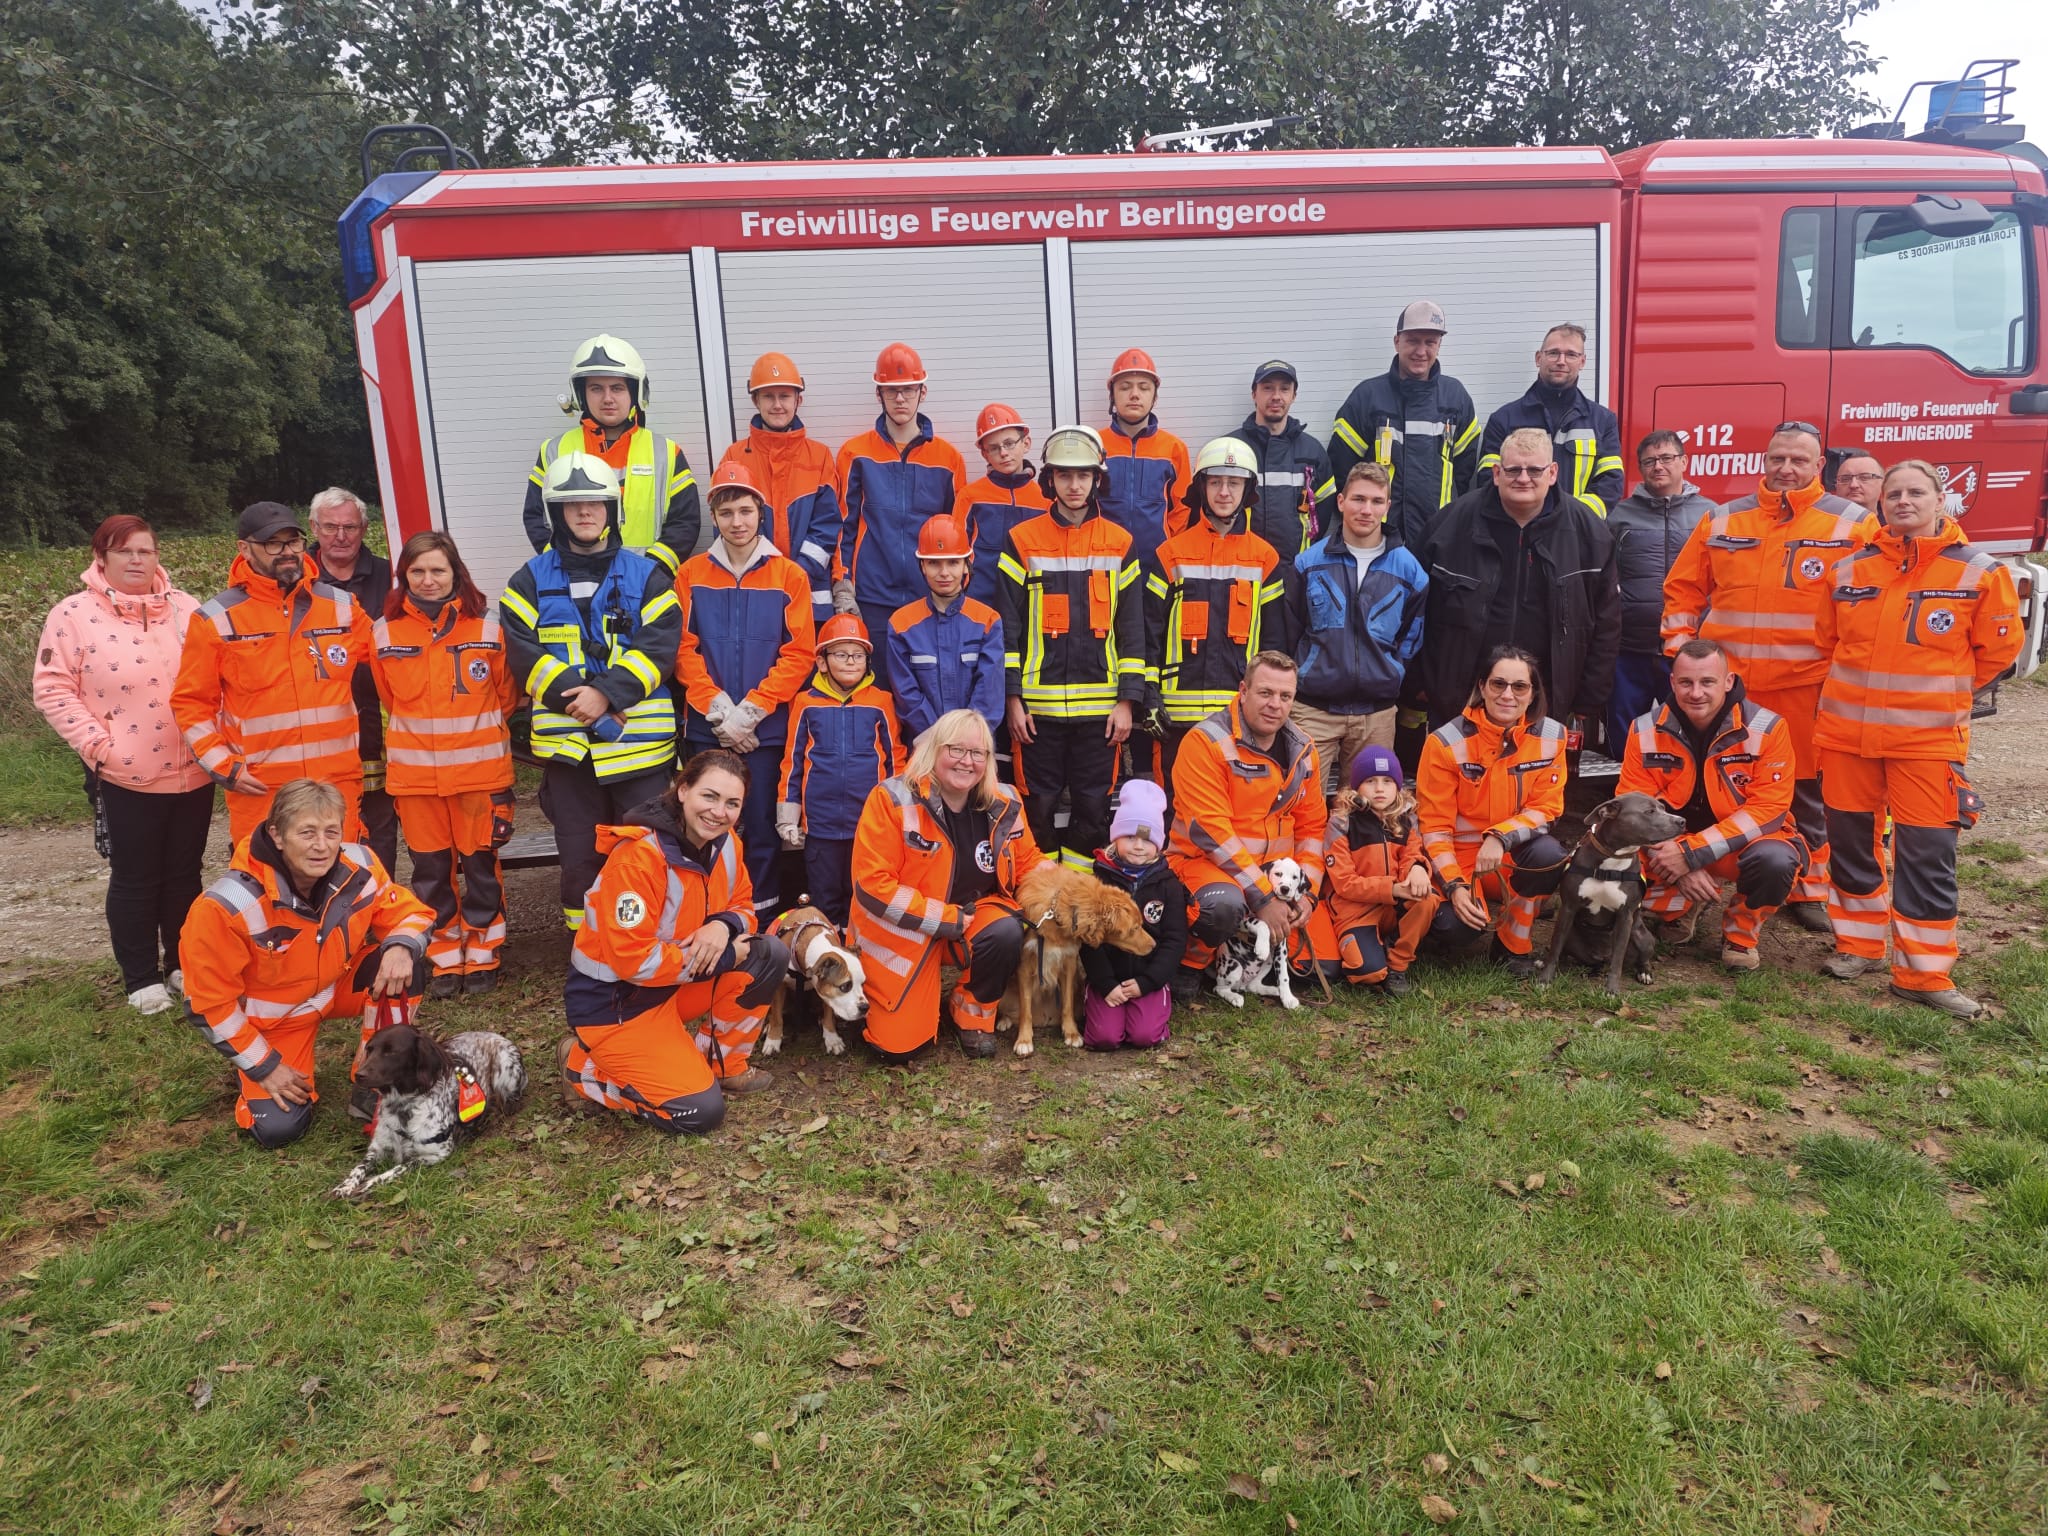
[831,578,859,616]
[702,690,736,730]
[776,801,805,849]
[716,698,766,755]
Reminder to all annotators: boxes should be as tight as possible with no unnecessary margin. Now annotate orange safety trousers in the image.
[864,898,1023,1055]
[1747,681,1829,905]
[1175,856,1338,971]
[232,971,381,1137]
[226,776,363,849]
[565,967,772,1117]
[1334,892,1441,984]
[394,791,509,976]
[1444,840,1568,957]
[1640,851,1779,949]
[1820,749,1970,992]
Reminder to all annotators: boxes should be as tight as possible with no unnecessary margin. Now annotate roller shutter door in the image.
[1068,228,1603,450]
[410,254,714,604]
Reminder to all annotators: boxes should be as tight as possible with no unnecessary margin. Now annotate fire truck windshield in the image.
[1849,209,2031,375]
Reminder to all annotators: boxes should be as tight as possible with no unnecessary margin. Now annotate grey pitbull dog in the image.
[1535,793,1689,996]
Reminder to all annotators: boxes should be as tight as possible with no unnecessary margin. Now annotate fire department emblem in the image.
[1926,609,1957,634]
[613,891,647,928]
[974,840,996,874]
[467,657,491,682]
[325,643,349,666]
[1934,463,1979,515]
[1799,556,1825,581]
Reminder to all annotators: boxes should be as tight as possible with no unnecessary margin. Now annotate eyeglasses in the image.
[1495,465,1549,480]
[1640,453,1685,468]
[1483,677,1533,695]
[941,744,989,765]
[1537,348,1585,362]
[250,533,306,555]
[880,385,923,399]
[1836,470,1883,484]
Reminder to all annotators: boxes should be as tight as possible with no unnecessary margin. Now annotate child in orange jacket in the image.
[1324,746,1440,996]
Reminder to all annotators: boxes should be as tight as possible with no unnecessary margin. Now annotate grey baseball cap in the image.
[1394,299,1448,334]
[236,501,302,543]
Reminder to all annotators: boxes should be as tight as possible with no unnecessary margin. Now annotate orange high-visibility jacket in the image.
[181,833,431,1081]
[569,822,755,1009]
[172,556,374,792]
[849,775,1046,1012]
[1661,480,1864,692]
[1616,694,1797,870]
[369,595,516,798]
[1146,515,1286,727]
[1167,700,1329,902]
[1814,520,2023,761]
[672,543,817,740]
[1416,707,1567,885]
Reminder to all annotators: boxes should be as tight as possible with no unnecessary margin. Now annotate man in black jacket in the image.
[1412,427,1622,734]
[1227,358,1335,559]
[1326,300,1479,549]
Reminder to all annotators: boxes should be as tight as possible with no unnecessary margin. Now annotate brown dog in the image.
[763,906,868,1058]
[997,861,1154,1056]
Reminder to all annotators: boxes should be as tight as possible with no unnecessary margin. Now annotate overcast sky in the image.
[1853,0,2047,139]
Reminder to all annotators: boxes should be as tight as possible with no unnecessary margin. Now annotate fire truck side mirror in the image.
[1897,195,1998,240]
[2010,386,2048,417]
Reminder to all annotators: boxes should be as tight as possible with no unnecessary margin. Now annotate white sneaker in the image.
[166,969,185,995]
[128,984,174,1016]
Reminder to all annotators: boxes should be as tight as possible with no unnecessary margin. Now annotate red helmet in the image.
[707,459,765,505]
[816,614,872,653]
[916,515,973,561]
[1107,347,1160,388]
[975,403,1029,443]
[872,343,928,386]
[747,351,805,393]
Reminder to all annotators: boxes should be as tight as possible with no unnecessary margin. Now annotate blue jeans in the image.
[1607,652,1672,757]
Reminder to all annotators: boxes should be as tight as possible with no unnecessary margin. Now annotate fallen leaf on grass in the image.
[1653,1361,1673,1381]
[1495,1179,1524,1198]
[466,1471,491,1494]
[468,1432,491,1455]
[776,1391,828,1430]
[1285,1516,1300,1532]
[1449,1105,1469,1123]
[190,1376,213,1411]
[1523,1172,1546,1192]
[303,1236,333,1252]
[1819,1246,1842,1275]
[1422,1453,1450,1476]
[464,1363,498,1383]
[1419,1493,1459,1524]
[798,1114,830,1135]
[946,1293,975,1319]
[1157,1450,1199,1474]
[209,1474,240,1508]
[1912,1137,1948,1161]
[1223,1472,1265,1502]
[1524,1468,1562,1490]
[144,1300,174,1314]
[526,1446,558,1464]
[1795,1497,1834,1534]
[1558,1159,1582,1180]
[1110,1278,1130,1296]
[210,1516,239,1536]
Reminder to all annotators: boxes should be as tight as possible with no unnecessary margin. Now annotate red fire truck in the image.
[340,133,2048,676]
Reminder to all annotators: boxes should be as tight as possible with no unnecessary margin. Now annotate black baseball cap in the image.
[1252,359,1298,386]
[236,501,302,543]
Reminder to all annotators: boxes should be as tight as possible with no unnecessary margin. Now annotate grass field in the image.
[4,895,2046,1533]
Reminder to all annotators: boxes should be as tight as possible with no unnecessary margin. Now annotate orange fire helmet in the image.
[707,459,766,506]
[1107,347,1160,388]
[747,351,805,393]
[872,343,928,386]
[815,613,873,653]
[916,515,974,562]
[975,403,1029,444]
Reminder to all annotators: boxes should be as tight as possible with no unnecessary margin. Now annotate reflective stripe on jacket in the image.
[172,555,372,792]
[1616,695,1796,868]
[1099,415,1191,570]
[886,595,1005,743]
[780,672,904,842]
[1814,520,2022,761]
[181,831,430,1080]
[1225,414,1334,559]
[997,508,1147,717]
[1416,707,1567,884]
[1145,516,1284,726]
[1325,361,1479,548]
[1166,701,1329,902]
[1661,481,1863,692]
[673,542,816,749]
[524,423,702,573]
[837,417,967,612]
[1477,381,1625,515]
[499,545,680,780]
[1285,532,1428,712]
[718,418,842,620]
[849,775,1045,1012]
[370,598,516,797]
[960,470,1051,608]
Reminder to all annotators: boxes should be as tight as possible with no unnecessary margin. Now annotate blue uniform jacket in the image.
[780,674,902,842]
[885,594,1006,744]
[1478,379,1626,515]
[1284,532,1429,713]
[839,415,965,614]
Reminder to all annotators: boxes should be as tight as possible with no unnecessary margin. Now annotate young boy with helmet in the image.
[673,460,817,919]
[521,333,702,573]
[836,343,967,689]
[717,351,842,624]
[997,425,1147,869]
[1145,437,1287,786]
[777,615,905,926]
[887,515,1006,747]
[500,452,683,928]
[959,404,1050,608]
[1099,348,1192,569]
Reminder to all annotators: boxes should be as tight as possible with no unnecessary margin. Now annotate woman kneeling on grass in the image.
[180,778,431,1148]
[561,750,790,1133]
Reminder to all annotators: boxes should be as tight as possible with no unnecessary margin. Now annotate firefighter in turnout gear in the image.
[1477,323,1625,516]
[500,453,682,929]
[1662,422,1863,931]
[1813,460,2022,1019]
[1226,358,1336,558]
[1146,437,1286,787]
[1325,300,1480,548]
[522,333,702,573]
[998,426,1147,869]
[370,531,517,998]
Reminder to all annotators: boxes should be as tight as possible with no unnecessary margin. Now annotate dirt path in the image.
[5,679,2046,989]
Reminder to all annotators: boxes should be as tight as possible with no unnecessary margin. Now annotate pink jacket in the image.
[34,563,211,794]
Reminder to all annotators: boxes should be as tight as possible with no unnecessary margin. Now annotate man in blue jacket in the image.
[1283,463,1428,794]
[1478,323,1625,515]
[1325,300,1479,549]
